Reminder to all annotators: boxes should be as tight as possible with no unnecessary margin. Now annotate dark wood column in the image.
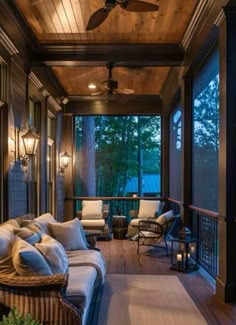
[180,76,192,228]
[216,5,236,303]
[62,114,74,221]
[162,114,169,199]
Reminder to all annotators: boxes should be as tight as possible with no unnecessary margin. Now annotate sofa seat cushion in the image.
[66,266,97,313]
[80,219,105,228]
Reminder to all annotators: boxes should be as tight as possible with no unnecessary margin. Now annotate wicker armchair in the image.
[0,273,82,324]
[137,214,181,255]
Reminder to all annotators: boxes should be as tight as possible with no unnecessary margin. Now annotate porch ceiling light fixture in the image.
[88,83,97,89]
[20,129,39,166]
[60,150,71,172]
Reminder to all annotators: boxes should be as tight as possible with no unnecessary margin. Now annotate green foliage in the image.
[0,309,42,325]
[75,115,161,196]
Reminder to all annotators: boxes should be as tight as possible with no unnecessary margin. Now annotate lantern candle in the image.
[177,254,182,262]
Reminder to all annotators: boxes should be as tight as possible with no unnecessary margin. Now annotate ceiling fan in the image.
[90,62,135,96]
[86,0,159,31]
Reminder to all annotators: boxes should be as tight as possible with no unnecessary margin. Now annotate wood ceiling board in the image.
[52,66,170,96]
[15,0,198,44]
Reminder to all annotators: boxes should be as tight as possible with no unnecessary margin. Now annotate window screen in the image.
[192,47,219,212]
[169,104,182,200]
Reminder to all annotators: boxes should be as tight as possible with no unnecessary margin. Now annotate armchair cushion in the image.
[156,210,174,225]
[35,234,68,274]
[138,200,161,219]
[82,200,102,219]
[12,236,52,276]
[49,218,88,251]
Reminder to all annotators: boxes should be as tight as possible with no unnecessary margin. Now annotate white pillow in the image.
[49,218,88,251]
[35,234,68,274]
[82,200,102,219]
[156,210,174,225]
[138,200,161,219]
[12,236,52,276]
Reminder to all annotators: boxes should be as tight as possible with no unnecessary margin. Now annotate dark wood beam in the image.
[31,43,184,67]
[65,95,162,115]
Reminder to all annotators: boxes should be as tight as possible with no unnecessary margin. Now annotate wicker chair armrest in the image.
[0,273,68,288]
[138,220,164,234]
[129,210,139,219]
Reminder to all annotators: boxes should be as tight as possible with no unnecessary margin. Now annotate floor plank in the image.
[97,238,236,325]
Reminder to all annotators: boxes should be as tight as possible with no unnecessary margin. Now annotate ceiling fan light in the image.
[88,83,97,89]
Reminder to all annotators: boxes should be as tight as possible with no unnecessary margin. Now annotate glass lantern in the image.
[170,237,198,273]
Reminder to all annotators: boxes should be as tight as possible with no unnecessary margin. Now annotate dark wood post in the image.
[62,114,74,221]
[216,5,236,303]
[162,113,169,199]
[181,76,192,228]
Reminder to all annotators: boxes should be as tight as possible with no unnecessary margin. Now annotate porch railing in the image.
[189,205,219,279]
[72,196,163,226]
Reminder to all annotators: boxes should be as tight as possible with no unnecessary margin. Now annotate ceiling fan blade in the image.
[122,0,159,12]
[91,90,107,96]
[86,8,109,31]
[114,88,135,94]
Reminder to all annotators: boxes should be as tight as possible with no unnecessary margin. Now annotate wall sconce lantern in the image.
[60,150,71,172]
[20,129,39,165]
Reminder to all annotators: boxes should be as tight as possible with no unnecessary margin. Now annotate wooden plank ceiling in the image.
[15,0,198,96]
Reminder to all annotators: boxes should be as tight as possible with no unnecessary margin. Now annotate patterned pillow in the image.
[49,218,88,251]
[12,236,52,276]
[35,234,68,274]
[14,227,41,245]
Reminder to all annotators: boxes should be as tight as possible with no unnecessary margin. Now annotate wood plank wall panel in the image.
[8,58,28,217]
[15,0,197,43]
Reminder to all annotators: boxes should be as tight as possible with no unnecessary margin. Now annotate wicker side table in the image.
[112,215,127,239]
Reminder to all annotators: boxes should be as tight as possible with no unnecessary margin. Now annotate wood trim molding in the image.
[182,0,214,50]
[0,26,19,56]
[29,72,49,97]
[48,96,62,112]
[32,43,184,67]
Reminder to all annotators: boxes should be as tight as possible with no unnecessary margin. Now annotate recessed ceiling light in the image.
[88,83,97,89]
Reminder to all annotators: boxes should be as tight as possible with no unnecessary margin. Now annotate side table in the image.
[85,230,102,248]
[112,215,127,239]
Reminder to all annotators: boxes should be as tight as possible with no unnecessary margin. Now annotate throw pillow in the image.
[34,213,58,234]
[0,227,15,274]
[14,227,41,245]
[138,200,161,219]
[82,200,102,219]
[12,236,52,276]
[49,218,88,251]
[156,210,174,225]
[35,234,68,274]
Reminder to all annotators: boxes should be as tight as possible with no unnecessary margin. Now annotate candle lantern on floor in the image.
[170,227,198,273]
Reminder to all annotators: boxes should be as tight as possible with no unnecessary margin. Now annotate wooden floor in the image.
[97,238,236,325]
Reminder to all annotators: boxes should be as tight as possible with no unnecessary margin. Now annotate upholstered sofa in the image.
[0,213,106,325]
